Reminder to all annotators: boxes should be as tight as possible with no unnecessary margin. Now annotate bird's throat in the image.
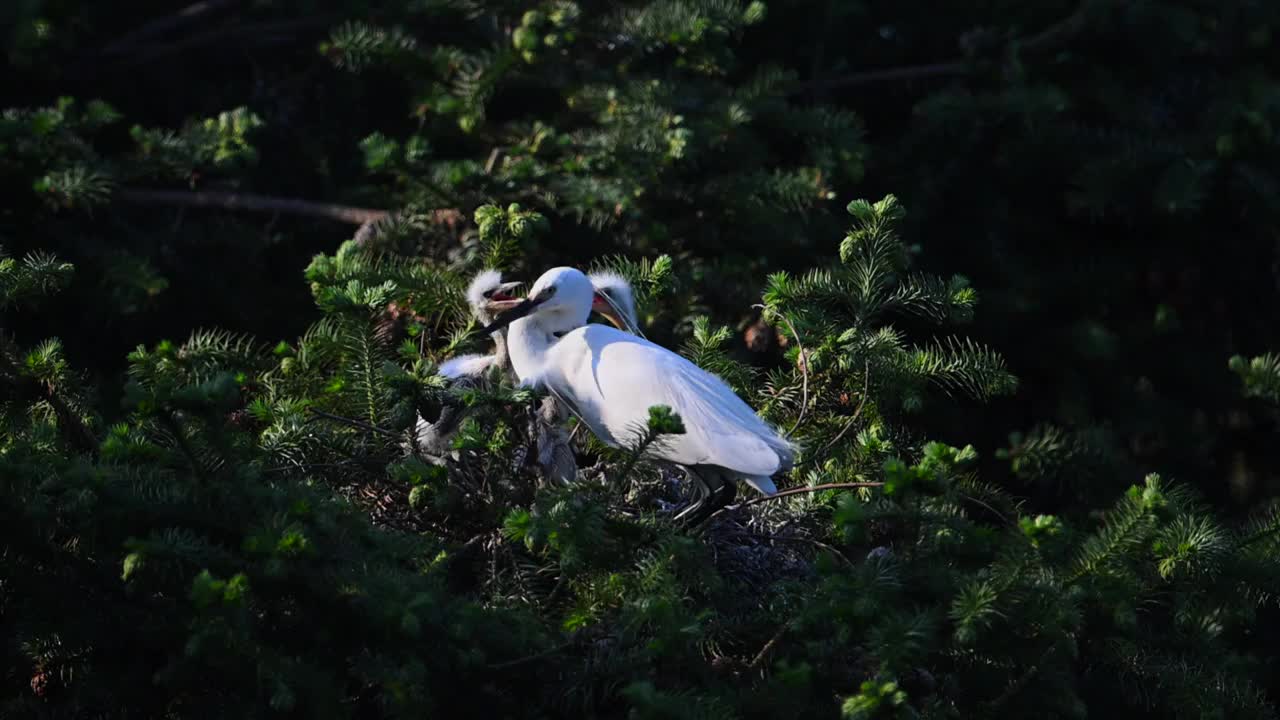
[506,316,558,384]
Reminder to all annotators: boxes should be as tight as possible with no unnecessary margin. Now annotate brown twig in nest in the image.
[702,482,883,527]
[748,619,798,670]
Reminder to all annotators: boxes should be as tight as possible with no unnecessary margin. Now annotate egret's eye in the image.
[540,286,557,300]
[481,288,495,298]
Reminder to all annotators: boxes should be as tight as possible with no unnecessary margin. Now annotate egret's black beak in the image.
[479,296,539,335]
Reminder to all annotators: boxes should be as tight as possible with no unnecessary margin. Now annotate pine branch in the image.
[159,412,212,485]
[792,360,871,469]
[755,304,809,437]
[0,332,97,455]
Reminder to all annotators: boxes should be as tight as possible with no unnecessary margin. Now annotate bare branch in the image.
[101,0,244,56]
[748,619,797,670]
[703,482,884,525]
[793,0,1101,95]
[307,408,401,439]
[116,188,391,225]
[793,61,966,94]
[109,18,336,70]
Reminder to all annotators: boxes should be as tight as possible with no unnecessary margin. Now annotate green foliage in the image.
[1231,352,1280,403]
[5,1,1280,718]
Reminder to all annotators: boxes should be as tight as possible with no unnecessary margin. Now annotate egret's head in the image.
[588,271,639,333]
[465,269,524,324]
[480,266,593,335]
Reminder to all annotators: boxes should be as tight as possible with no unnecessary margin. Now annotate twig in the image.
[958,492,1013,526]
[116,188,392,226]
[792,0,1100,95]
[307,408,400,439]
[753,305,808,438]
[791,61,966,94]
[737,482,883,507]
[101,0,243,56]
[703,482,883,525]
[264,460,365,474]
[748,619,797,670]
[484,147,502,174]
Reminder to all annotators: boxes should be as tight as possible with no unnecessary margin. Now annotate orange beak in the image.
[592,293,629,330]
[482,281,525,314]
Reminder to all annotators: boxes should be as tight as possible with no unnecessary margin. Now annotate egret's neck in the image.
[506,316,557,383]
[492,331,509,371]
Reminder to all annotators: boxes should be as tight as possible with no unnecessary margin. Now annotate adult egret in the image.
[536,270,644,482]
[411,269,642,477]
[481,266,795,523]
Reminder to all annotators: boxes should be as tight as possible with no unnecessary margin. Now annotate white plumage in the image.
[408,269,521,456]
[486,266,795,520]
[411,268,646,483]
[437,353,498,380]
[539,324,789,494]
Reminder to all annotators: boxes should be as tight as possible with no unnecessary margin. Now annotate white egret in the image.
[411,269,642,479]
[537,270,644,483]
[480,266,795,523]
[585,270,643,337]
[410,269,522,456]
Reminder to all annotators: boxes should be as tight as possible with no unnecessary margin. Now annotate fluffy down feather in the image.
[465,269,505,312]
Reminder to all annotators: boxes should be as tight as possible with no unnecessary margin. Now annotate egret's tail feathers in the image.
[739,474,777,496]
[761,431,801,474]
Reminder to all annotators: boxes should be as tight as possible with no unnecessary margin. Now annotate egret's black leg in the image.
[715,477,736,509]
[676,468,738,527]
[695,471,736,524]
[674,467,712,525]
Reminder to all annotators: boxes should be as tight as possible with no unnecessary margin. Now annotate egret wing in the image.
[547,326,791,476]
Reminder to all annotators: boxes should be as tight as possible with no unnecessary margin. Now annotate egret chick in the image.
[410,269,522,456]
[482,266,795,524]
[587,271,643,337]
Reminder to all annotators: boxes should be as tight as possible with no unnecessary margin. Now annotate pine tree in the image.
[5,1,1280,717]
